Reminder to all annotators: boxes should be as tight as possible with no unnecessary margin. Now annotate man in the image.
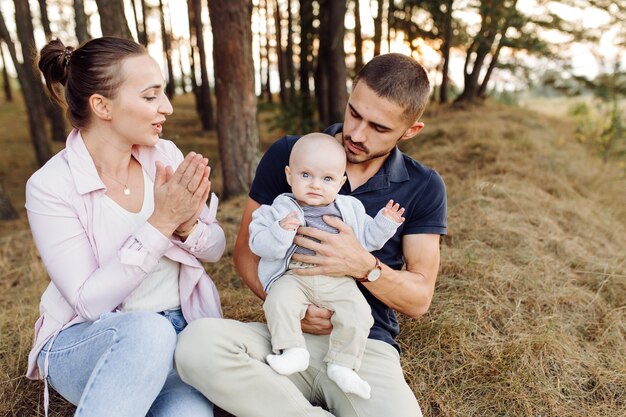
[176,53,447,417]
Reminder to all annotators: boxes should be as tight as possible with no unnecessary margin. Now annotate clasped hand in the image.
[149,152,211,237]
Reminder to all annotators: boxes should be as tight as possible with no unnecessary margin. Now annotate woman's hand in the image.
[148,152,211,237]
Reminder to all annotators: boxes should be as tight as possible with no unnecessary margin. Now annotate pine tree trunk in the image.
[354,0,363,72]
[187,0,200,112]
[192,0,214,130]
[207,0,260,198]
[158,0,176,99]
[387,0,393,52]
[439,0,453,103]
[373,0,383,56]
[264,0,274,102]
[0,44,12,102]
[38,0,52,40]
[0,5,51,166]
[285,0,296,102]
[317,0,348,125]
[131,0,148,46]
[95,0,133,39]
[0,182,17,221]
[257,0,265,98]
[37,0,67,140]
[73,0,90,44]
[299,0,313,122]
[274,0,287,104]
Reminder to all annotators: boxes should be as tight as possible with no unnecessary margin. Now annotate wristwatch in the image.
[356,257,382,283]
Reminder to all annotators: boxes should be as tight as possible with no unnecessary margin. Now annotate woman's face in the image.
[107,54,173,147]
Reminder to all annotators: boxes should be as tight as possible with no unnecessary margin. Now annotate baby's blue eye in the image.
[324,176,333,182]
[302,172,309,178]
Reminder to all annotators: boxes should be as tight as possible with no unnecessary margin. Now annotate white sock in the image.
[266,347,310,375]
[327,363,371,399]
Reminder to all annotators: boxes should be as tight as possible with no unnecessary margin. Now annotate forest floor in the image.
[1,94,625,416]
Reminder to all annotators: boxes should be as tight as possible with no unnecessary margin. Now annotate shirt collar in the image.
[66,129,106,195]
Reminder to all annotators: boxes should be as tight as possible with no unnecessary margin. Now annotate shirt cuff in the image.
[119,222,173,272]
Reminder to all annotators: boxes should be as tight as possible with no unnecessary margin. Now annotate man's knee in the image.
[175,318,223,379]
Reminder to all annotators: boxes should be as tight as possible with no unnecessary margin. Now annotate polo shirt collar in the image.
[349,146,409,195]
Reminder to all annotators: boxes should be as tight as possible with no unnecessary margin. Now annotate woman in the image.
[26,37,225,417]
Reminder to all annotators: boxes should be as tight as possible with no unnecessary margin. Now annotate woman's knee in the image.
[113,312,177,362]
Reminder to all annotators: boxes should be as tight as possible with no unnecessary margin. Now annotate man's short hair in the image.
[354,53,431,123]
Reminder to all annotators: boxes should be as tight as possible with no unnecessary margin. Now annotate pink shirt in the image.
[25,129,226,380]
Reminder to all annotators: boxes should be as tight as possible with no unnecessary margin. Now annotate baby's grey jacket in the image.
[249,193,401,292]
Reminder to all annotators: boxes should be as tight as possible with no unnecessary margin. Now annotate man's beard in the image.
[342,134,398,163]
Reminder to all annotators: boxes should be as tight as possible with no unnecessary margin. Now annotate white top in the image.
[101,169,181,312]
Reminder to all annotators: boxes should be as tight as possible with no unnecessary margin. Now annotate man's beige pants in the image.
[175,318,423,417]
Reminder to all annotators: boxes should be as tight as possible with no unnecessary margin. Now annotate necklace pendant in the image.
[123,187,131,196]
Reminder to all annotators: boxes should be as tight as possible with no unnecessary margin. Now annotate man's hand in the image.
[301,305,333,335]
[290,215,373,278]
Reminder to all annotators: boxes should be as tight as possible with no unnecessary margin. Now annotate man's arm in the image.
[291,217,440,318]
[233,198,266,300]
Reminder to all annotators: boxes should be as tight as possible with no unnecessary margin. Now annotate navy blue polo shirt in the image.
[249,123,447,352]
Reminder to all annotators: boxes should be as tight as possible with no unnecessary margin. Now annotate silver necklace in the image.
[98,167,131,196]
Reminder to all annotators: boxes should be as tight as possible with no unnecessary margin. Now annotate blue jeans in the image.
[38,310,213,417]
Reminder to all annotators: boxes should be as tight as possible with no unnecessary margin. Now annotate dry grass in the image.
[1,95,624,416]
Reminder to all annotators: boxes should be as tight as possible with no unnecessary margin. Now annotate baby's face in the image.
[286,149,346,206]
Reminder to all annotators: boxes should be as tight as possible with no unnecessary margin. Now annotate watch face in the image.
[368,268,381,282]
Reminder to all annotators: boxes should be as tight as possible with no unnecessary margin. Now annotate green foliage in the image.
[261,93,322,134]
[491,89,520,106]
[568,100,626,163]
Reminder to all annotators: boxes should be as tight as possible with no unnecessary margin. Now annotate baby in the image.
[249,132,405,399]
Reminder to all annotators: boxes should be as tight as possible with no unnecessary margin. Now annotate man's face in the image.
[342,81,421,164]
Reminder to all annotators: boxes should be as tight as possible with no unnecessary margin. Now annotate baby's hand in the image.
[279,211,301,231]
[382,200,405,223]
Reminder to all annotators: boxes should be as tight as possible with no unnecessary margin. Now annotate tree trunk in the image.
[373,0,383,56]
[73,0,90,44]
[0,44,13,102]
[158,0,176,99]
[314,55,329,126]
[131,0,148,46]
[439,0,453,103]
[354,0,363,72]
[187,0,200,111]
[478,37,504,98]
[257,0,265,98]
[37,0,52,41]
[274,0,287,104]
[37,0,67,140]
[264,0,273,102]
[207,0,260,198]
[95,0,133,39]
[0,182,17,221]
[317,0,348,126]
[387,0,394,52]
[285,0,296,102]
[456,36,493,103]
[299,0,313,121]
[192,0,214,130]
[0,6,51,166]
[177,43,188,94]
